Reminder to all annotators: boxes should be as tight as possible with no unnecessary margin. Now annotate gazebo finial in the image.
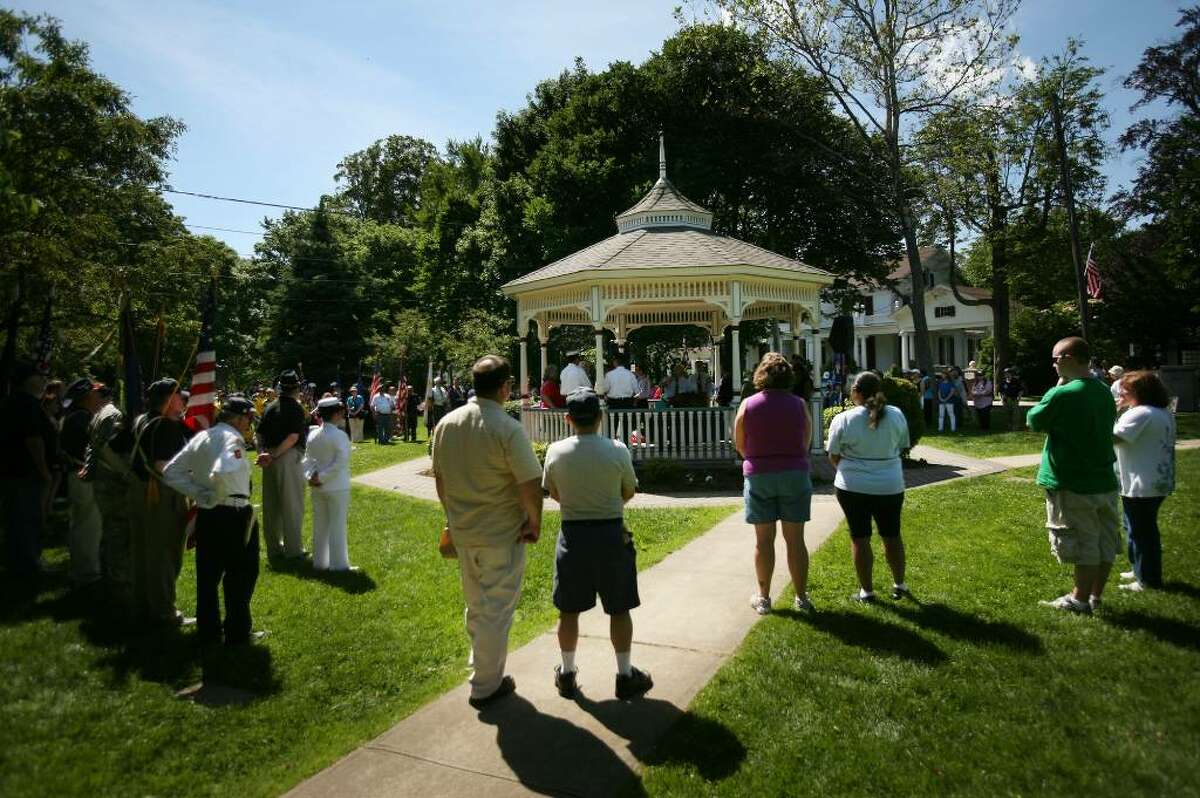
[658,131,666,180]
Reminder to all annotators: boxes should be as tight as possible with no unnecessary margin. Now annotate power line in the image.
[185,223,264,236]
[162,187,353,215]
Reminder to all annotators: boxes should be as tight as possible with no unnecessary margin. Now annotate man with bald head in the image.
[1026,336,1120,615]
[432,354,544,709]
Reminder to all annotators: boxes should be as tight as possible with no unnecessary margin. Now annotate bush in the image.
[504,399,524,420]
[532,441,549,466]
[1011,302,1082,395]
[637,459,685,486]
[819,376,924,450]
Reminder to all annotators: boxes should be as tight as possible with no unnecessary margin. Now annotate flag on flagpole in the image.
[368,369,382,401]
[185,282,217,430]
[1085,243,1103,299]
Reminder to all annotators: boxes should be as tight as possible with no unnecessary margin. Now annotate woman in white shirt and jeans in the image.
[1113,370,1176,591]
[827,372,913,602]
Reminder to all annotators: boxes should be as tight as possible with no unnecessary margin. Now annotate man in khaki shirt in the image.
[432,355,544,708]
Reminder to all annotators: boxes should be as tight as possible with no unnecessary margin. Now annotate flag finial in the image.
[658,131,666,180]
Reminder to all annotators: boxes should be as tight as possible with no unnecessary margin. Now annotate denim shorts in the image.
[743,469,813,524]
[553,519,640,615]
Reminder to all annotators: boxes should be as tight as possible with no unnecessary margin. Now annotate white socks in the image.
[616,651,632,676]
[857,588,875,599]
[560,651,576,673]
[893,582,909,593]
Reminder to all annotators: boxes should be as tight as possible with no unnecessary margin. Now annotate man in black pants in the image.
[163,396,262,646]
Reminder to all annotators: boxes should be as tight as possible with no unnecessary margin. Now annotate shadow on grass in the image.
[1101,609,1200,652]
[778,607,948,666]
[574,692,745,784]
[477,693,648,798]
[266,557,377,594]
[876,600,1044,653]
[1162,581,1200,601]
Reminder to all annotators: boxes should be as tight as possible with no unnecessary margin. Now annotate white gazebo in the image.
[501,140,835,460]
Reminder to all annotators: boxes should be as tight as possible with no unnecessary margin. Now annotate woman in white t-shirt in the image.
[1113,370,1176,591]
[826,372,913,603]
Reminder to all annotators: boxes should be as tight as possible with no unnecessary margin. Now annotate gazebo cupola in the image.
[614,138,714,233]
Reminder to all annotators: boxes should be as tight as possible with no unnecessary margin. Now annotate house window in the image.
[935,305,956,318]
[861,296,875,316]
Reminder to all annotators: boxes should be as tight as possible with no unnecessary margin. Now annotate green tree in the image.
[719,0,1021,372]
[916,41,1110,377]
[334,134,439,226]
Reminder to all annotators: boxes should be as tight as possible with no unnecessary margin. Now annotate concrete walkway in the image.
[290,439,1199,797]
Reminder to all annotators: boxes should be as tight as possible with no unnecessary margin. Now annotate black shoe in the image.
[615,667,653,700]
[890,584,915,601]
[850,591,876,604]
[554,665,578,698]
[468,675,516,709]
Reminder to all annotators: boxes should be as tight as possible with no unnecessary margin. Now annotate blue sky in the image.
[20,0,1188,253]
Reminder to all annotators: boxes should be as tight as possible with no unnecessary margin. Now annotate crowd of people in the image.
[0,332,1181,713]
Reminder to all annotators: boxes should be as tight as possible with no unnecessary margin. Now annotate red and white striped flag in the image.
[185,282,217,430]
[369,370,382,401]
[1084,243,1102,299]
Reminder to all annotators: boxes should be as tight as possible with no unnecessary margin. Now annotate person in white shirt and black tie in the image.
[162,395,262,647]
[604,354,639,409]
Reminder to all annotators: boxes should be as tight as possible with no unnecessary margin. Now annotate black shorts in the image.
[835,488,905,540]
[553,519,640,615]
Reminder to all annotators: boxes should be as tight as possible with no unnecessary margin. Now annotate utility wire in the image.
[184,223,264,236]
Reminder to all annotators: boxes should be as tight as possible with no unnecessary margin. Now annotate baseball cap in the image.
[223,394,255,416]
[1108,365,1125,379]
[566,388,600,425]
[277,370,300,388]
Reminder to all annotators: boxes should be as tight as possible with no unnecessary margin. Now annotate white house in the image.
[775,246,995,371]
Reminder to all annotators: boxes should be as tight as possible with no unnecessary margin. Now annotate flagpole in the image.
[1051,94,1093,342]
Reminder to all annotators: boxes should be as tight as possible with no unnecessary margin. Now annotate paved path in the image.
[355,455,744,509]
[291,439,1199,797]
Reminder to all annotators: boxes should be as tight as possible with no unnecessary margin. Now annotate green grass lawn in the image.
[348,432,430,473]
[0,476,735,797]
[921,411,1199,460]
[640,451,1200,797]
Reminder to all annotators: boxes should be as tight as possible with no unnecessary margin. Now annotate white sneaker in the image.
[750,594,772,615]
[1119,581,1146,592]
[1120,570,1137,581]
[1088,595,1102,612]
[1039,593,1092,615]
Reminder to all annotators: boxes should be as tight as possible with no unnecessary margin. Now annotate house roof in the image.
[887,246,947,280]
[503,226,832,289]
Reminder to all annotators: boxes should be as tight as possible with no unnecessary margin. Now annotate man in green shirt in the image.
[1026,336,1120,615]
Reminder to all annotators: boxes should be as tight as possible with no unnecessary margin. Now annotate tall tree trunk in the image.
[989,226,1012,383]
[898,204,934,373]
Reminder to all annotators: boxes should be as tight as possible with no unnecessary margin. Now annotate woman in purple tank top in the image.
[733,353,814,615]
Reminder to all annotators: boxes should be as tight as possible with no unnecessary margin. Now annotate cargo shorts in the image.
[1044,489,1121,566]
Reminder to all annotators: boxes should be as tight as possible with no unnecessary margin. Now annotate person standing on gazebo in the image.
[560,351,591,396]
[603,354,638,409]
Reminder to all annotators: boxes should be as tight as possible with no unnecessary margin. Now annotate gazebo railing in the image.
[521,392,825,462]
[522,406,737,462]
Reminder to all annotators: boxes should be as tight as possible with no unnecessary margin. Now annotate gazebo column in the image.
[540,340,549,377]
[594,327,606,395]
[518,336,529,398]
[713,336,723,389]
[731,322,742,401]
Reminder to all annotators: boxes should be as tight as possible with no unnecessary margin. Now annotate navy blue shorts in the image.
[553,519,641,615]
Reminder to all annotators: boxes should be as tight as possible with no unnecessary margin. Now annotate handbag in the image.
[438,526,457,559]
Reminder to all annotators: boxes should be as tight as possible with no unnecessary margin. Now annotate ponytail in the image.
[852,372,887,429]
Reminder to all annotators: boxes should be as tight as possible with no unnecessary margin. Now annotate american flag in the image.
[369,370,382,401]
[185,282,217,429]
[1085,243,1103,299]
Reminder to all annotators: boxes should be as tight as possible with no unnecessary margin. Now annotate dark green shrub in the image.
[820,376,923,450]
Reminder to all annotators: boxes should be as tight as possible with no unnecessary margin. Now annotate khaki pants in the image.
[67,471,103,585]
[457,541,526,698]
[95,477,134,593]
[129,480,189,622]
[262,448,306,557]
[349,417,364,443]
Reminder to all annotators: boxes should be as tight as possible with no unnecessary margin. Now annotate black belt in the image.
[228,493,250,500]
